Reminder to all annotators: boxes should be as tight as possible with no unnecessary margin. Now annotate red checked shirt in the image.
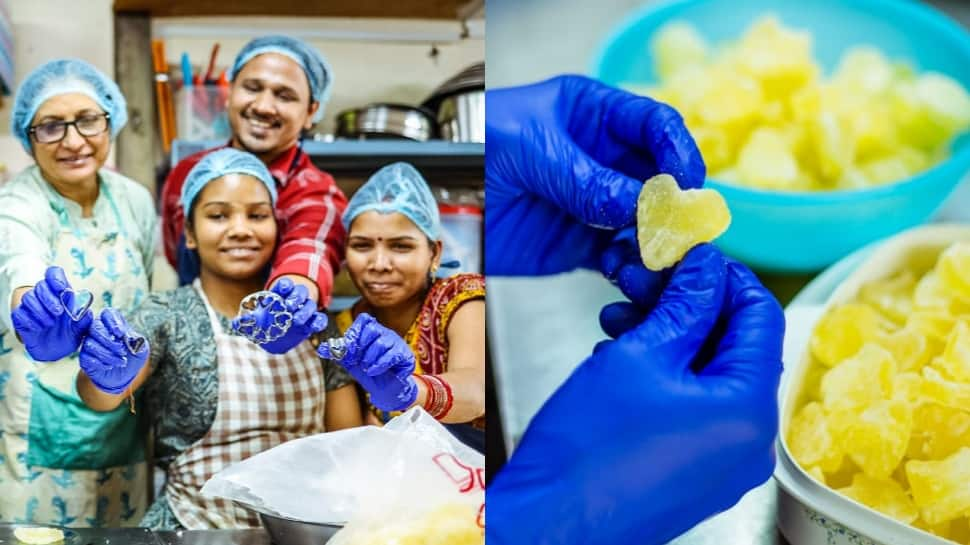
[161,144,348,307]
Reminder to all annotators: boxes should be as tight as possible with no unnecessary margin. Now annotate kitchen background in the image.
[0,0,484,307]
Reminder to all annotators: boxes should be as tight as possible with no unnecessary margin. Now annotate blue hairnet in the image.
[230,35,333,123]
[11,59,128,153]
[180,148,278,213]
[343,162,440,241]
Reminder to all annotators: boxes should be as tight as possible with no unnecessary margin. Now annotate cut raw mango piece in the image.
[879,327,933,373]
[820,343,895,412]
[933,320,970,382]
[650,21,709,80]
[635,174,731,271]
[833,46,895,96]
[836,473,918,524]
[634,19,970,192]
[810,303,883,368]
[788,402,843,472]
[736,128,802,190]
[804,110,855,183]
[921,367,970,412]
[906,447,970,525]
[913,516,953,539]
[858,147,931,186]
[859,271,916,324]
[732,16,818,100]
[911,403,970,461]
[337,503,483,545]
[937,242,970,299]
[893,372,924,405]
[843,399,912,479]
[893,73,970,152]
[914,271,959,312]
[906,310,957,344]
[12,527,65,545]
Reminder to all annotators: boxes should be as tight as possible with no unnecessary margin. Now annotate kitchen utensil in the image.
[437,90,484,143]
[593,0,970,273]
[259,512,341,545]
[777,224,970,545]
[335,103,435,142]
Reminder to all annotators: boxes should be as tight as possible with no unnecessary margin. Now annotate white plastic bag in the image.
[201,407,484,543]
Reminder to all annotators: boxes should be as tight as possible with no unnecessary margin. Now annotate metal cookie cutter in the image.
[59,288,94,322]
[235,291,294,344]
[124,332,147,354]
[323,336,348,361]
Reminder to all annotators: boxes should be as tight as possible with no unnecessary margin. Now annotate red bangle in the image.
[420,374,454,419]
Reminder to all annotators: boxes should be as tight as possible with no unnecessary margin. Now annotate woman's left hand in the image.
[318,313,417,411]
[78,308,150,395]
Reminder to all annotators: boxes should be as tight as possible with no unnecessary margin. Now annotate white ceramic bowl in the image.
[775,223,970,545]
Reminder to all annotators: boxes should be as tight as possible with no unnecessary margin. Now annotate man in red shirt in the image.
[161,36,347,352]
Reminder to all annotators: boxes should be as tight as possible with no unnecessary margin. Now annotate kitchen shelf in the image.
[171,139,484,176]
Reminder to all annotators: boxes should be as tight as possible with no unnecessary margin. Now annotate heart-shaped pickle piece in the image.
[636,173,731,271]
[124,333,147,354]
[60,289,94,322]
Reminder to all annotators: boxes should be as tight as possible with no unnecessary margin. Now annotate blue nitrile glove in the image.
[11,266,94,361]
[487,244,785,545]
[598,226,670,338]
[235,278,329,354]
[485,75,705,276]
[78,308,149,395]
[317,313,417,412]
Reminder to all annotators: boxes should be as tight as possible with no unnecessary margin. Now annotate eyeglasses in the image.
[29,113,110,144]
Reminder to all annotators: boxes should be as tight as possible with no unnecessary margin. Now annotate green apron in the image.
[0,179,150,526]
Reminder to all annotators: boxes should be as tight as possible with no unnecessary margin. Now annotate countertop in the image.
[0,526,279,545]
[154,529,273,545]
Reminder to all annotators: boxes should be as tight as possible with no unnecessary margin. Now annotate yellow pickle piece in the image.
[13,527,65,545]
[836,473,918,524]
[789,240,970,542]
[810,303,883,368]
[788,401,843,472]
[635,173,731,271]
[906,448,970,526]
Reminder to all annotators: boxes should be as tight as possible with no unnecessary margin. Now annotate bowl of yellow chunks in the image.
[776,224,970,545]
[593,0,970,272]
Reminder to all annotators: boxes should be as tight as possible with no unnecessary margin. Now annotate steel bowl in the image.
[335,103,435,142]
[259,512,343,545]
[437,90,484,143]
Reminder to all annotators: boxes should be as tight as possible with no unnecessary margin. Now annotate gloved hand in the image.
[234,278,328,354]
[78,308,150,395]
[317,313,417,412]
[598,226,670,338]
[485,75,705,276]
[11,266,94,361]
[487,244,785,545]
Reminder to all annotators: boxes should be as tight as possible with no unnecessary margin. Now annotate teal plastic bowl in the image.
[592,0,970,272]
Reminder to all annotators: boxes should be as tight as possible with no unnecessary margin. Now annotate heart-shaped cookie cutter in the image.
[59,288,94,322]
[323,336,348,361]
[235,291,294,344]
[124,333,147,354]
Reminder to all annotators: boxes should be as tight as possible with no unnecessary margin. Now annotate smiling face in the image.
[345,210,442,309]
[227,53,319,162]
[185,173,278,282]
[30,93,110,189]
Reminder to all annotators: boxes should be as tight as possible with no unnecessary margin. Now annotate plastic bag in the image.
[201,407,484,543]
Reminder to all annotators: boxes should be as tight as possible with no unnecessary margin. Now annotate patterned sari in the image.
[335,273,486,432]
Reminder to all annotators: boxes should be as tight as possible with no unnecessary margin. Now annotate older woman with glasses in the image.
[0,59,156,526]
